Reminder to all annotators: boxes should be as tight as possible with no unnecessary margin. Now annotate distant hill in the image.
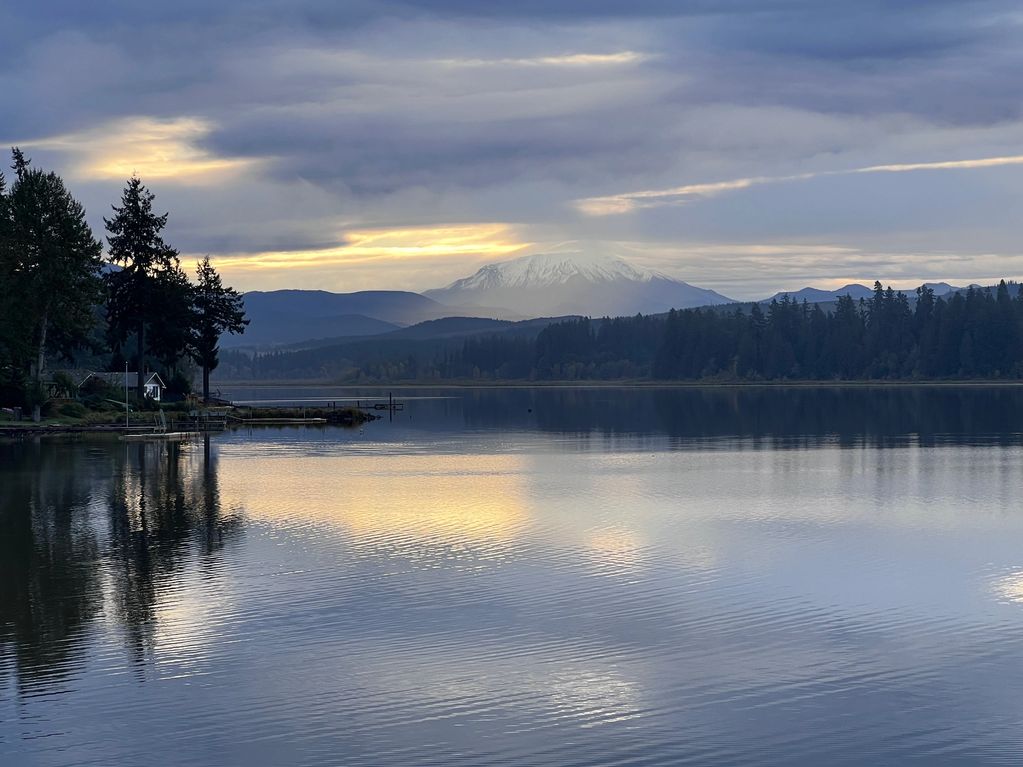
[216,313,572,382]
[922,282,962,296]
[381,315,575,341]
[231,289,523,349]
[277,315,577,351]
[226,312,401,349]
[229,289,458,349]
[762,282,963,304]
[379,316,513,340]
[764,284,874,303]
[425,247,735,318]
[241,289,443,324]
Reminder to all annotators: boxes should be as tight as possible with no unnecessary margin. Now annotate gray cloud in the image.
[4,0,1023,293]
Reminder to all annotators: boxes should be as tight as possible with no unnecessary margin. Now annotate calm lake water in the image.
[5,386,1023,766]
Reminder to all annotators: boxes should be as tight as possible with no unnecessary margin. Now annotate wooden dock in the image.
[121,431,199,442]
[233,417,328,425]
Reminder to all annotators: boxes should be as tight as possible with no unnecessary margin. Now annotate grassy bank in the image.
[0,402,376,437]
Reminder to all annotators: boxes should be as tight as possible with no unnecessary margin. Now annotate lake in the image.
[4,386,1023,766]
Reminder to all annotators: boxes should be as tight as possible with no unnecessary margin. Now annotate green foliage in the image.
[164,368,193,400]
[0,149,103,416]
[80,379,120,410]
[51,371,77,399]
[152,265,196,368]
[57,402,87,419]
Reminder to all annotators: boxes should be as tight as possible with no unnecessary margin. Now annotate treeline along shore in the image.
[0,148,247,422]
[219,281,1023,384]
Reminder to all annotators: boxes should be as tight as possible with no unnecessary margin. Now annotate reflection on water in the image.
[0,437,241,698]
[4,387,1023,766]
[225,383,1023,447]
[223,454,530,548]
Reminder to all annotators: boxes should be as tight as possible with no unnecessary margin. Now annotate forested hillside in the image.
[218,282,1023,383]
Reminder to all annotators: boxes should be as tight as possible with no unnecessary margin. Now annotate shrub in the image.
[58,402,88,419]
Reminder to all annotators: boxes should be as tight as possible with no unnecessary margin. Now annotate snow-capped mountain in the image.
[444,251,652,291]
[424,249,735,318]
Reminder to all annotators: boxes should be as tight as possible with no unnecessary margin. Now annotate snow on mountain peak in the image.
[444,250,659,291]
[424,245,736,317]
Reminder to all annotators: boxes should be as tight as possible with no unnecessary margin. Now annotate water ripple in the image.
[4,425,1023,765]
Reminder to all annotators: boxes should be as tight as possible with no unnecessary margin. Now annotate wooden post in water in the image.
[389,391,393,422]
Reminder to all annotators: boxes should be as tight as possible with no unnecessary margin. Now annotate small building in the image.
[86,371,167,402]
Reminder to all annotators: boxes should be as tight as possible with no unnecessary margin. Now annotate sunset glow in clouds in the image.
[216,224,530,281]
[23,117,258,184]
[6,1,1023,297]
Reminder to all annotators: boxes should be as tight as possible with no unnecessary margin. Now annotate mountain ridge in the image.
[760,281,964,305]
[229,289,439,350]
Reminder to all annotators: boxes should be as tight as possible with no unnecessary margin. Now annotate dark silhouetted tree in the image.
[104,177,180,398]
[4,149,103,420]
[188,256,248,401]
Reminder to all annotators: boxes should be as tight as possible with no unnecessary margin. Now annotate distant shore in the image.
[213,378,1023,390]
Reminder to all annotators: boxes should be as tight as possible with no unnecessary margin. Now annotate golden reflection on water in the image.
[217,452,531,550]
[992,571,1023,603]
[584,527,647,575]
[150,577,237,677]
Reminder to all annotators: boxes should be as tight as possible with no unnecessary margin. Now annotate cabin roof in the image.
[47,368,95,386]
[87,371,166,388]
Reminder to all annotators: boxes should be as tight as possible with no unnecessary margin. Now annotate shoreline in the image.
[213,379,1023,390]
[0,405,376,439]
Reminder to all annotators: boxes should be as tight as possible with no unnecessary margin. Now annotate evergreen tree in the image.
[189,256,248,401]
[4,149,103,420]
[149,263,196,376]
[914,285,938,376]
[0,166,16,395]
[832,294,864,378]
[104,177,180,398]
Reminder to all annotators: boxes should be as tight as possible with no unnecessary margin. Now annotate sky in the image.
[4,0,1023,299]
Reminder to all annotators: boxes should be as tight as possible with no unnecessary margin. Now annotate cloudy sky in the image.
[5,0,1023,299]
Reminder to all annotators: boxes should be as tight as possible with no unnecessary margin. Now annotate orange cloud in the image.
[215,223,530,271]
[22,116,258,183]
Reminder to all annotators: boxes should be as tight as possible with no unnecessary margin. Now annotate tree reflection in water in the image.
[453,385,1023,448]
[0,435,242,695]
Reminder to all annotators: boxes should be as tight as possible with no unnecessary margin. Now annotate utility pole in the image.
[125,361,129,428]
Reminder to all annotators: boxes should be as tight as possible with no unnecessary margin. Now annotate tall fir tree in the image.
[149,262,196,376]
[189,256,248,401]
[104,177,181,398]
[4,149,103,420]
[0,165,14,395]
